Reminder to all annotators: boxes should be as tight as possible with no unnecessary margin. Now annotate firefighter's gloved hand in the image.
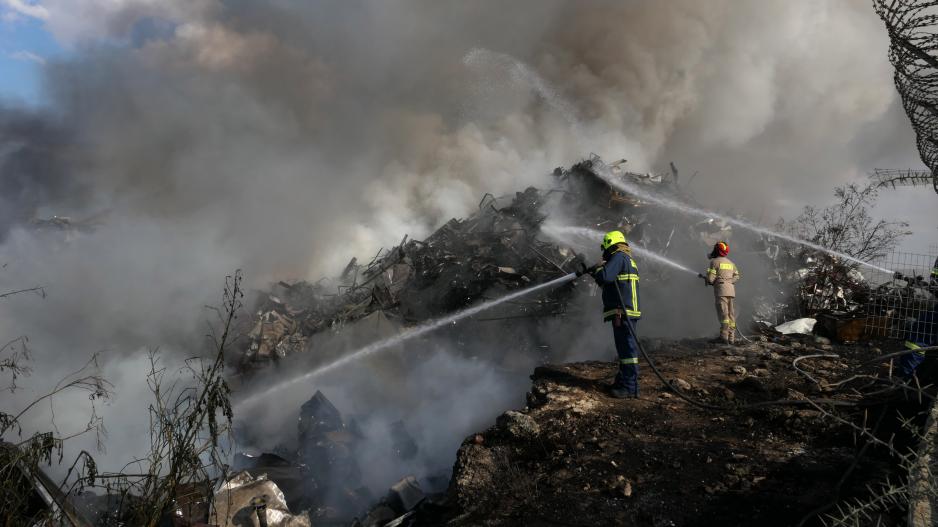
[588,262,605,286]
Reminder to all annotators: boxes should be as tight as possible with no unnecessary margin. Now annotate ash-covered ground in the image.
[428,336,922,527]
[218,159,934,527]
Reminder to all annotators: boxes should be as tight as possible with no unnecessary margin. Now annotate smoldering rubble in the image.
[1,1,933,525]
[13,155,932,527]
[236,186,583,374]
[220,157,927,525]
[236,155,745,376]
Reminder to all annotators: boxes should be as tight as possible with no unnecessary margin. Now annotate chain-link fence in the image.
[863,249,938,341]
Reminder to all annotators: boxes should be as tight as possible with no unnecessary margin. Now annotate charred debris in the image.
[27,156,925,526]
[237,155,732,374]
[238,186,580,373]
[435,336,938,527]
[227,156,927,526]
[212,156,921,526]
[239,154,924,377]
[240,161,603,371]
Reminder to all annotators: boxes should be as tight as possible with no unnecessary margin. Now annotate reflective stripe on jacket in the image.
[905,310,937,350]
[906,341,926,356]
[706,256,740,297]
[593,248,641,321]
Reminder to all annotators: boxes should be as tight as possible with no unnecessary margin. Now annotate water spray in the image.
[541,224,699,277]
[235,272,579,410]
[239,223,696,410]
[588,161,893,274]
[239,48,890,413]
[464,48,891,275]
[463,48,586,145]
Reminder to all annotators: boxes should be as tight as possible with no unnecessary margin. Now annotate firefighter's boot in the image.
[610,386,638,399]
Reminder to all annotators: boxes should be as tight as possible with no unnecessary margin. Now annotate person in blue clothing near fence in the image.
[899,308,937,379]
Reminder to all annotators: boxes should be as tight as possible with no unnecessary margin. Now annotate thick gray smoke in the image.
[0,0,928,492]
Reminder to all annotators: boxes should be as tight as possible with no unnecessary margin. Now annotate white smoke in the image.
[0,0,928,487]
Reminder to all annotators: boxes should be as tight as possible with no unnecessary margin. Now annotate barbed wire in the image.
[874,0,938,195]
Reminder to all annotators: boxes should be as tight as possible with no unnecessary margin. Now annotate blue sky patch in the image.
[0,13,62,105]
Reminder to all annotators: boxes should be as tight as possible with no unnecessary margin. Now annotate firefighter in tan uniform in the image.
[699,241,740,344]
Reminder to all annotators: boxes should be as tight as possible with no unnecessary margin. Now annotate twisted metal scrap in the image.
[874,0,938,194]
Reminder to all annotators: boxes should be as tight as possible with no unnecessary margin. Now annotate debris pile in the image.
[231,390,375,523]
[7,155,929,526]
[239,187,586,373]
[237,154,742,374]
[295,390,370,516]
[354,475,428,527]
[238,154,776,376]
[211,471,311,527]
[551,154,714,256]
[227,390,436,526]
[229,155,752,526]
[221,154,926,525]
[795,261,870,314]
[761,256,938,344]
[865,269,938,340]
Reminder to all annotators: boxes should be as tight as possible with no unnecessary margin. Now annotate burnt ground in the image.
[410,337,924,527]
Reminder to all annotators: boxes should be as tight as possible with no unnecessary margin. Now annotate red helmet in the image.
[714,241,729,257]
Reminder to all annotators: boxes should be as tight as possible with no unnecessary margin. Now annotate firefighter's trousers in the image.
[900,352,926,379]
[900,341,928,379]
[612,317,639,394]
[716,296,736,343]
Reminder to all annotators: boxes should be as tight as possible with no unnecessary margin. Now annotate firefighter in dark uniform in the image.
[592,230,641,399]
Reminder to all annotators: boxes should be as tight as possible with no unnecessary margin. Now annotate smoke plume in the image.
[0,0,924,491]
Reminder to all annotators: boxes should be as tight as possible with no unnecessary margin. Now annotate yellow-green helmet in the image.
[601,230,627,250]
